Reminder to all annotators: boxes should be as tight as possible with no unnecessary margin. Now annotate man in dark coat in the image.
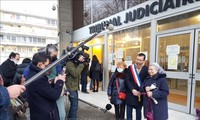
[27,52,66,120]
[125,53,148,120]
[1,52,18,87]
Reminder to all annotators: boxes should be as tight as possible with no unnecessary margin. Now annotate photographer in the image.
[65,52,85,119]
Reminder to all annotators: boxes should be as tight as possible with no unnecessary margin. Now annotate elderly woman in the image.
[140,63,169,120]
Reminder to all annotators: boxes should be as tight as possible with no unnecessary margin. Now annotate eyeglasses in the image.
[136,59,144,62]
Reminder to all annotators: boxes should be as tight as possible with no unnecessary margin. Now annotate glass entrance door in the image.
[156,29,199,113]
[191,29,200,114]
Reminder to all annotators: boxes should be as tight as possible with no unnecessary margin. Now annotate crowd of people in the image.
[0,44,103,120]
[0,44,169,120]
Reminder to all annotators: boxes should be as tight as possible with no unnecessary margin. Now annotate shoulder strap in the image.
[130,64,142,87]
[116,78,119,93]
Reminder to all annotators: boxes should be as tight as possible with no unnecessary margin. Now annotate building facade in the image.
[73,0,200,115]
[0,10,58,64]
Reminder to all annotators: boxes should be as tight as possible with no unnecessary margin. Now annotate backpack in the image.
[95,63,101,71]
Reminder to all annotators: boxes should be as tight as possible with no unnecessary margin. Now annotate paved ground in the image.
[78,91,198,120]
[78,101,115,120]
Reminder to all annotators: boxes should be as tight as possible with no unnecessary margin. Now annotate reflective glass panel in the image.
[158,33,190,72]
[157,10,200,32]
[167,78,188,106]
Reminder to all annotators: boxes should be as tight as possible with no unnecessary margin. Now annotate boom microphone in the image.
[104,104,112,113]
[23,24,114,87]
[69,95,111,113]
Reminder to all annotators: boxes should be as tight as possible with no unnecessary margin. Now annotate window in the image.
[1,46,5,52]
[0,35,3,41]
[17,47,22,52]
[7,35,11,40]
[21,47,27,52]
[11,36,16,42]
[21,37,26,43]
[107,23,151,81]
[42,39,46,44]
[27,37,32,43]
[157,10,200,32]
[12,47,17,52]
[33,37,37,43]
[38,38,42,43]
[28,47,33,53]
[16,14,20,20]
[51,20,56,25]
[108,23,151,65]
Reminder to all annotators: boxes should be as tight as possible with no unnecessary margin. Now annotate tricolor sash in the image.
[130,64,141,87]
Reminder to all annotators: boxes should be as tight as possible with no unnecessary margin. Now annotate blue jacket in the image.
[140,73,169,120]
[23,64,62,80]
[107,71,126,105]
[27,63,64,120]
[0,84,10,120]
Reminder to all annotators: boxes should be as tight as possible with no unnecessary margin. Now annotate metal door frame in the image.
[156,29,195,113]
[191,28,200,114]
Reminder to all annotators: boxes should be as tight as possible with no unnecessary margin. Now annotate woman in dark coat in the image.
[89,55,101,92]
[107,61,127,120]
[140,63,169,120]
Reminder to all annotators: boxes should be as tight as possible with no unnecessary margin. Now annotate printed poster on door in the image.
[168,55,178,70]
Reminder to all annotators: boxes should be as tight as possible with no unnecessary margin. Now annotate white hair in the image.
[150,63,165,74]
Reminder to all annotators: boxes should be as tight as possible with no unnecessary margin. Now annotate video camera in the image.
[62,45,90,63]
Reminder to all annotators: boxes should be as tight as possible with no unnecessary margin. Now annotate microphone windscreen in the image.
[107,24,114,31]
[105,104,112,110]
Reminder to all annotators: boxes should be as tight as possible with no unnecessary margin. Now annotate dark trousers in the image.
[93,79,99,91]
[81,73,87,92]
[68,91,78,120]
[126,104,142,120]
[114,104,125,120]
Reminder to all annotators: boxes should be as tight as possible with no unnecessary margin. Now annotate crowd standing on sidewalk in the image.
[0,48,169,120]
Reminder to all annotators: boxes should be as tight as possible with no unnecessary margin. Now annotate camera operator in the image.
[81,52,90,94]
[65,51,85,119]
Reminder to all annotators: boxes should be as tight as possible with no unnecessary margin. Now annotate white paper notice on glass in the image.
[125,61,132,68]
[111,65,116,72]
[117,48,123,58]
[166,45,180,55]
[168,55,178,70]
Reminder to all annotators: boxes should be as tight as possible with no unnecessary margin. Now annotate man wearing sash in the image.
[125,53,148,120]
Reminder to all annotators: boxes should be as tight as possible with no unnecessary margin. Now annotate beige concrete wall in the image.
[58,0,73,56]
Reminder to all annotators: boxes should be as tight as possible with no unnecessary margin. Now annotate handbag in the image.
[146,97,154,120]
[116,78,126,100]
[196,108,200,118]
[118,92,126,100]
